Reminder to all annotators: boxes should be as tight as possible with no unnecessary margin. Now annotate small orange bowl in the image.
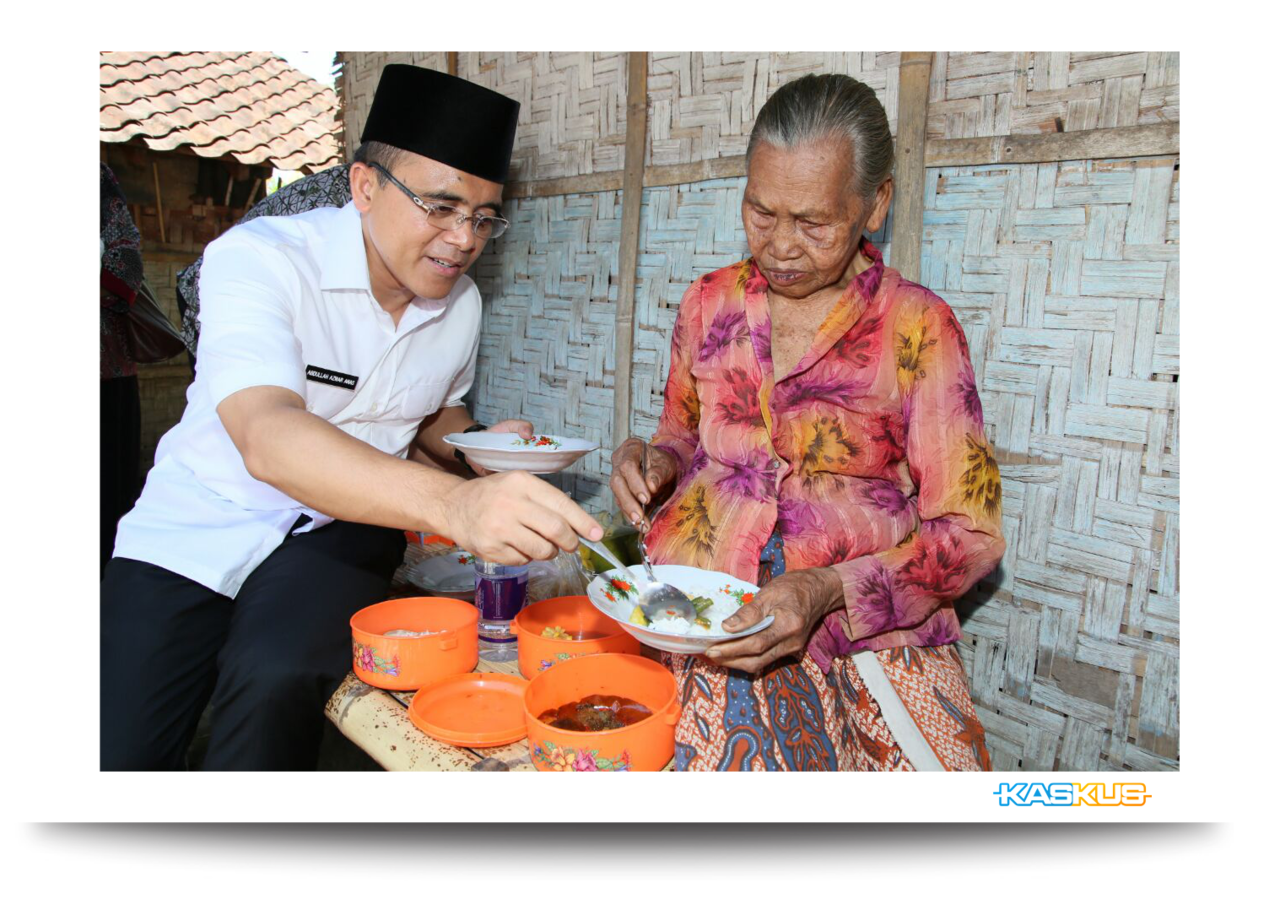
[350,597,479,690]
[514,595,641,679]
[524,653,679,772]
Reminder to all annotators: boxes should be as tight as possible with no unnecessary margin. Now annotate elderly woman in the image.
[610,74,1005,772]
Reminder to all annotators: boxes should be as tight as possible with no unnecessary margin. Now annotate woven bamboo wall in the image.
[338,51,1179,771]
[469,190,623,510]
[927,51,1179,139]
[458,53,629,181]
[647,52,900,164]
[334,58,1174,186]
[339,53,902,180]
[928,155,1180,772]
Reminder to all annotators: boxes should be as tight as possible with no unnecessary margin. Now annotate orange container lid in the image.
[409,673,529,748]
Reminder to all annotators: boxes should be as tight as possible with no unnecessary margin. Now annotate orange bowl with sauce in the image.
[514,595,641,679]
[350,597,479,690]
[523,653,679,772]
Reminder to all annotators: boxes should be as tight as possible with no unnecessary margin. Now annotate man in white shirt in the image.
[101,65,604,770]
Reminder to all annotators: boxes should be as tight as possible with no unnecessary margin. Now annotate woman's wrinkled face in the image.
[742,137,891,301]
[352,153,504,303]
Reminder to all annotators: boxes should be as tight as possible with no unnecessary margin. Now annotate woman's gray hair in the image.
[746,74,895,202]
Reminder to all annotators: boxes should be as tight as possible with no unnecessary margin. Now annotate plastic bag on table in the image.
[525,546,593,603]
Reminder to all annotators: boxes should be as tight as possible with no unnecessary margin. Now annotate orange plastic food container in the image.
[514,595,642,679]
[523,653,679,772]
[350,597,478,690]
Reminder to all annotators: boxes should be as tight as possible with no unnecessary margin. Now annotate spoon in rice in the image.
[629,446,699,623]
[578,532,697,623]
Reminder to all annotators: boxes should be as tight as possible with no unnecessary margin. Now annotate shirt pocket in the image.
[395,379,452,422]
[304,382,357,420]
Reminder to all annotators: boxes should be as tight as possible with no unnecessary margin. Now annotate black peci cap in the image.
[360,64,521,184]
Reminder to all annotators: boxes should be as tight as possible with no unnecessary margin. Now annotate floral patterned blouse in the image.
[646,238,1006,674]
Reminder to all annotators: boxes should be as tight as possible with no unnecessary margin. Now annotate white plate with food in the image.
[442,431,599,474]
[405,549,478,598]
[586,564,774,654]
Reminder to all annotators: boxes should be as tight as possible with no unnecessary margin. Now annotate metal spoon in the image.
[631,445,698,623]
[578,535,639,583]
[634,538,698,623]
[580,531,695,622]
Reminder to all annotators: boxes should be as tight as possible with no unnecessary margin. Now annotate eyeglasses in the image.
[369,162,510,240]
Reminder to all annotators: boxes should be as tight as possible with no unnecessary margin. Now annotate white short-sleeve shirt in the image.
[114,201,481,597]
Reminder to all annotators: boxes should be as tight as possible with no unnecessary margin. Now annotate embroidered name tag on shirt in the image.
[305,365,358,390]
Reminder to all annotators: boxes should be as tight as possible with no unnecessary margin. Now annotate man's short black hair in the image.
[352,141,408,185]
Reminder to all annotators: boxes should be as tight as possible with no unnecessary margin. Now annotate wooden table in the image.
[325,537,674,771]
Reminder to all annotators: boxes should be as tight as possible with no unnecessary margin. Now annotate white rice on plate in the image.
[591,566,764,651]
[643,590,734,636]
